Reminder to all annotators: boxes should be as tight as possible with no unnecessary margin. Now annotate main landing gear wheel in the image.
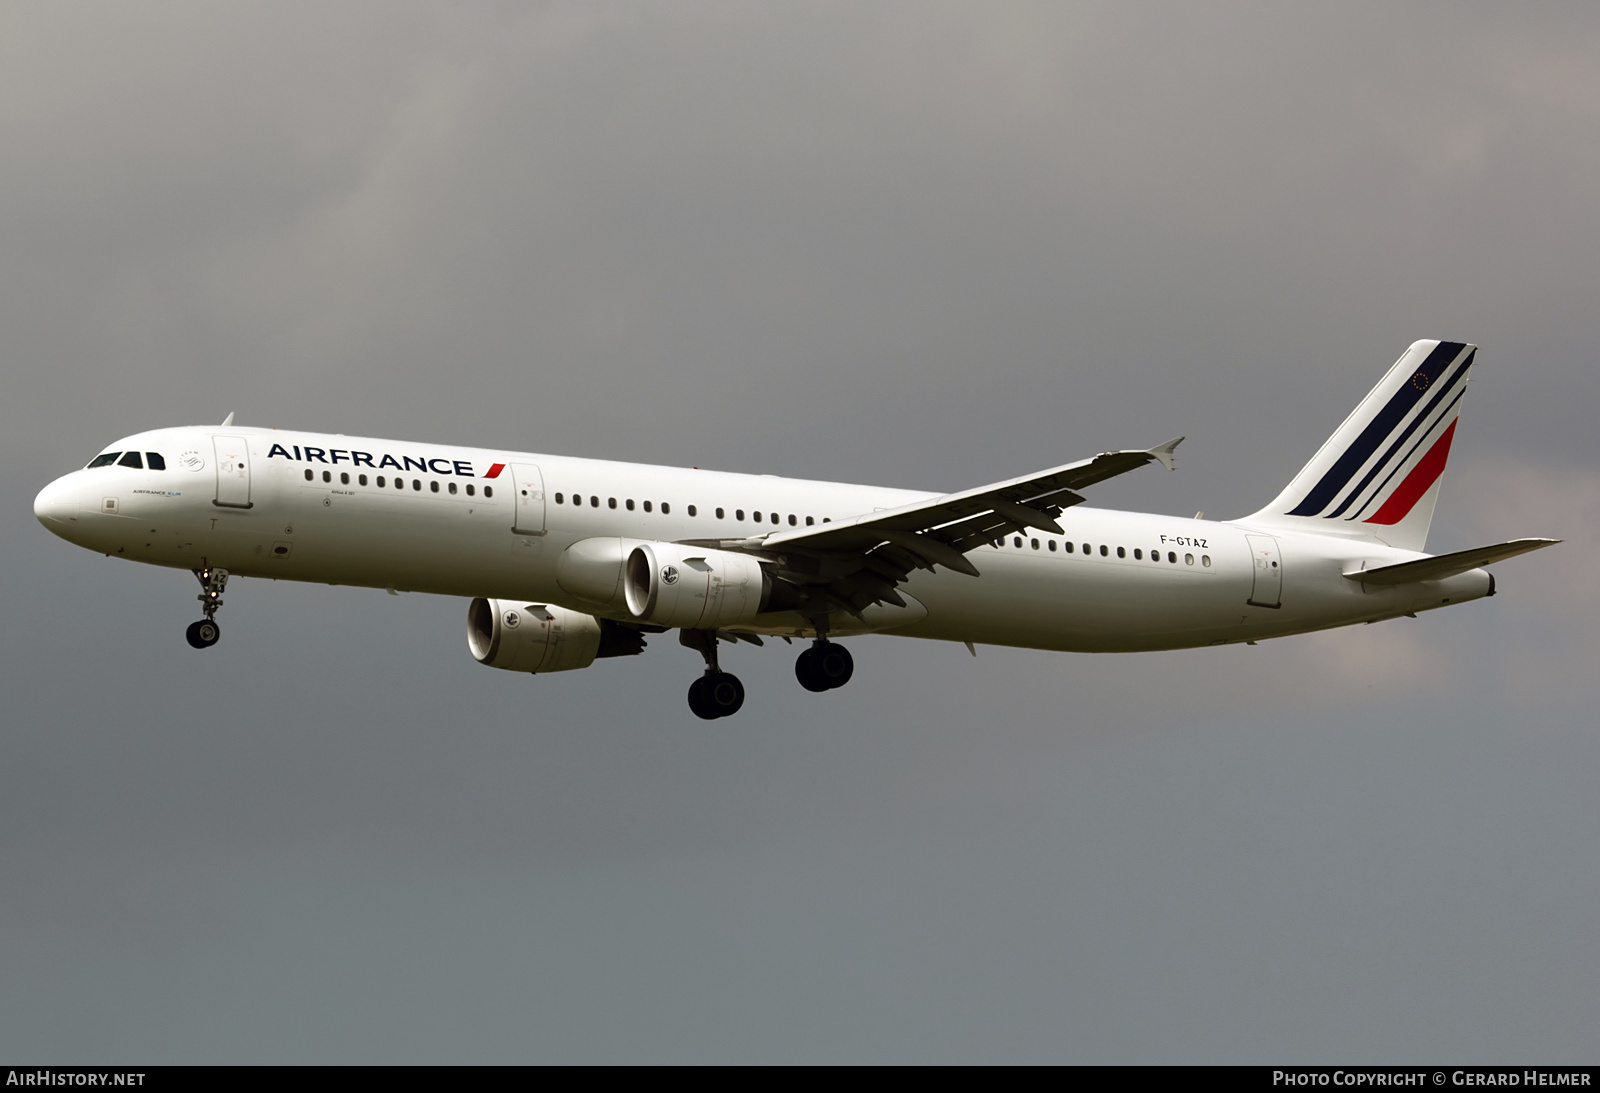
[688,672,745,720]
[680,629,747,720]
[185,619,220,649]
[795,641,853,691]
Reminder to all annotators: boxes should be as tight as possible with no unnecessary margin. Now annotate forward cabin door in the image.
[212,435,253,508]
[1245,533,1282,609]
[510,464,546,535]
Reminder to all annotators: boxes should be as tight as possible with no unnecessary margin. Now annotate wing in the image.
[688,438,1183,620]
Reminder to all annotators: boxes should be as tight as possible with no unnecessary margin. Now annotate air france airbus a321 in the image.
[34,340,1556,719]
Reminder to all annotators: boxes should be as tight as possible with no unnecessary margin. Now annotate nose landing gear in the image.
[795,640,854,692]
[186,566,228,649]
[680,629,745,719]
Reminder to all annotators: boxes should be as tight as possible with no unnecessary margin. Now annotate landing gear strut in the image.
[186,566,228,649]
[796,639,853,692]
[680,629,745,720]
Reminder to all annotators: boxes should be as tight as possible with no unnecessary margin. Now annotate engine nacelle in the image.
[624,543,782,629]
[467,598,643,674]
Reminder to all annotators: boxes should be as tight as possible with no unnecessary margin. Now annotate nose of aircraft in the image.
[34,474,81,533]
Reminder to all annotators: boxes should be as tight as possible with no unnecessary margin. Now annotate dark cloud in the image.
[3,2,1597,1060]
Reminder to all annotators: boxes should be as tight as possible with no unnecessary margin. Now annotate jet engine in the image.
[467,598,645,674]
[623,542,801,629]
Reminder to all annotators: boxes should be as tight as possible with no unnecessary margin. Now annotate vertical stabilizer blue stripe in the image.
[1346,387,1467,521]
[1324,349,1474,519]
[1285,341,1465,517]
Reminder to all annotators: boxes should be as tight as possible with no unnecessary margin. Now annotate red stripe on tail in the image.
[1364,420,1457,526]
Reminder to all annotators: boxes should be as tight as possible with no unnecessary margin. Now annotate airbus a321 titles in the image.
[35,340,1556,719]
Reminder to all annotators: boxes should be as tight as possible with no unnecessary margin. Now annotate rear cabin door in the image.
[213,435,253,508]
[1245,533,1282,609]
[511,464,546,535]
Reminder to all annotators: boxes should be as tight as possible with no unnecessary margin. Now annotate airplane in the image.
[33,339,1557,719]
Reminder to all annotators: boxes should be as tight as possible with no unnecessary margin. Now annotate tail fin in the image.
[1244,340,1476,551]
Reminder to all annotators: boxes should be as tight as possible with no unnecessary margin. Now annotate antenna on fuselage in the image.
[219,412,235,426]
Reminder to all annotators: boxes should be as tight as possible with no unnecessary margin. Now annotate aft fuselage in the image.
[33,426,1491,652]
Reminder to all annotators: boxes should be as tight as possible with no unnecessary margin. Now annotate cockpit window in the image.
[87,453,120,468]
[146,452,166,470]
[118,451,144,469]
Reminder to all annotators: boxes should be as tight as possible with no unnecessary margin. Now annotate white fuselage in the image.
[33,425,1492,652]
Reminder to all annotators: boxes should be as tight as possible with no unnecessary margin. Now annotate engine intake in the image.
[624,543,793,629]
[467,598,644,674]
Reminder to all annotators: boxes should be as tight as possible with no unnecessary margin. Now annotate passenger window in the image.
[1202,555,1211,567]
[716,508,725,519]
[1082,543,1090,554]
[430,481,439,493]
[753,511,763,523]
[1117,546,1125,558]
[119,452,143,469]
[340,472,349,485]
[484,487,493,498]
[1048,540,1057,551]
[644,500,653,513]
[1099,545,1108,557]
[1185,553,1194,565]
[396,478,404,489]
[608,498,616,509]
[590,496,598,507]
[1065,542,1074,553]
[661,503,670,514]
[789,514,797,526]
[1031,539,1039,550]
[806,516,814,526]
[688,505,697,517]
[413,480,421,491]
[555,492,563,504]
[1134,548,1142,560]
[769,512,778,524]
[146,453,166,470]
[466,484,475,496]
[1168,551,1177,563]
[822,518,831,523]
[1013,537,1022,548]
[625,499,634,511]
[448,482,457,495]
[87,453,120,469]
[304,469,314,481]
[736,510,745,521]
[377,476,386,487]
[323,471,332,483]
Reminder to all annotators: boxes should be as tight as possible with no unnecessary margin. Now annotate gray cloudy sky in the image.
[3,2,1598,1062]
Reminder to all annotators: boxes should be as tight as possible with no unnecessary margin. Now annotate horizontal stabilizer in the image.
[1345,538,1560,585]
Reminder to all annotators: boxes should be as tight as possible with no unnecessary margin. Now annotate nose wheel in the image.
[186,619,221,648]
[796,640,853,691]
[187,566,229,649]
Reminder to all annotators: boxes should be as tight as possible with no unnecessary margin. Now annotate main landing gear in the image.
[680,628,856,719]
[185,566,228,649]
[680,629,746,720]
[795,639,853,692]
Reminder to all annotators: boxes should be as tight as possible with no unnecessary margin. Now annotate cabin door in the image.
[212,435,253,508]
[1245,534,1282,609]
[510,464,546,535]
